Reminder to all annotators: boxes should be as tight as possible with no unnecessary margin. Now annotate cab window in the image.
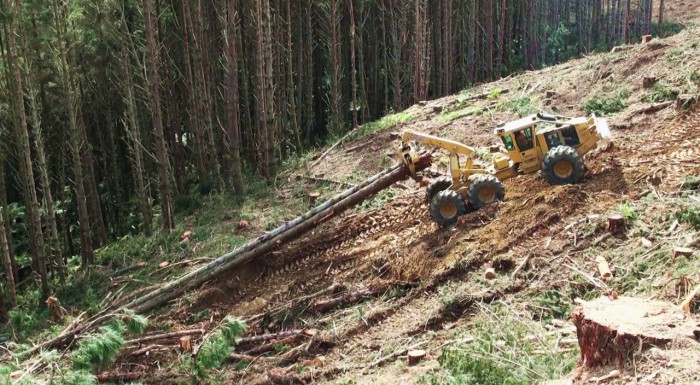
[514,127,534,151]
[501,135,515,151]
[544,131,561,149]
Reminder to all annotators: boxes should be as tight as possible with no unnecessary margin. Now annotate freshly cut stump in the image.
[408,350,427,366]
[572,296,699,367]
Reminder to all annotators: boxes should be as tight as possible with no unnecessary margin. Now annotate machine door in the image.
[514,127,534,153]
[561,125,581,147]
[544,131,562,150]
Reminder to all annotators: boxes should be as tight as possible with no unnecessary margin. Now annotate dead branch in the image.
[366,340,429,370]
[309,127,359,169]
[634,101,674,115]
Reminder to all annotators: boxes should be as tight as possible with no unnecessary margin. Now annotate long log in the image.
[127,154,431,313]
[17,156,431,357]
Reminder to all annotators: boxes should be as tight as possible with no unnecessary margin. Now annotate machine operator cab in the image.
[493,113,610,185]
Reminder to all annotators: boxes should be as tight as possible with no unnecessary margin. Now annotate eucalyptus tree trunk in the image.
[6,0,49,298]
[225,0,246,194]
[0,139,17,285]
[51,0,94,265]
[144,0,175,232]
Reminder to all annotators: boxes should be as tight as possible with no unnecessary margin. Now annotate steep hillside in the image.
[10,8,699,385]
[82,16,700,385]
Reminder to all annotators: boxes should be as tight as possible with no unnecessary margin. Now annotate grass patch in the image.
[419,304,578,385]
[440,106,485,122]
[503,97,538,117]
[641,83,680,103]
[617,202,638,222]
[357,111,417,137]
[583,89,629,115]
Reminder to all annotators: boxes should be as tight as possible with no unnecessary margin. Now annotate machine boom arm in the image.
[400,129,478,181]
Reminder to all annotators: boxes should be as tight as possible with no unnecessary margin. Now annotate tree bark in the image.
[144,0,175,232]
[349,0,358,129]
[225,0,246,195]
[124,154,431,314]
[120,43,153,236]
[7,0,49,298]
[0,209,16,307]
[51,0,94,265]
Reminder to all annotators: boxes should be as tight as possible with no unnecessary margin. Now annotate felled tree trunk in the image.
[572,296,699,367]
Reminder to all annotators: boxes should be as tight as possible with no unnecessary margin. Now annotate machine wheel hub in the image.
[553,160,574,178]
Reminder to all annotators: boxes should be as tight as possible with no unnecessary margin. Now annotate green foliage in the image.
[689,71,700,85]
[419,305,577,385]
[173,195,203,216]
[358,188,396,209]
[71,324,126,370]
[676,203,700,230]
[440,106,485,122]
[191,316,247,378]
[617,202,637,221]
[358,112,416,137]
[682,175,700,191]
[652,20,684,37]
[122,309,148,334]
[504,97,537,117]
[583,90,629,115]
[70,311,147,371]
[641,83,680,103]
[534,290,570,319]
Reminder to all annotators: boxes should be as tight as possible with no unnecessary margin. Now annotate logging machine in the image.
[400,113,611,226]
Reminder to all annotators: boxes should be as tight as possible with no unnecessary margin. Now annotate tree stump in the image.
[676,94,698,110]
[407,349,427,366]
[308,191,321,205]
[673,247,694,259]
[642,35,652,44]
[607,214,626,234]
[572,296,699,367]
[484,268,497,280]
[642,76,658,89]
[179,336,192,353]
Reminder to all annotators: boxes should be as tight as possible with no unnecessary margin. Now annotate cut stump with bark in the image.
[572,296,699,368]
[607,214,626,234]
[407,349,427,366]
[672,247,694,259]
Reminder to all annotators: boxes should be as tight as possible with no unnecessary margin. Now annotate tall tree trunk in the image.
[144,0,175,232]
[20,10,63,280]
[262,0,276,177]
[182,0,207,183]
[51,0,94,265]
[285,0,302,152]
[349,0,358,129]
[329,0,342,134]
[658,0,664,27]
[6,0,49,298]
[121,44,153,236]
[225,0,246,195]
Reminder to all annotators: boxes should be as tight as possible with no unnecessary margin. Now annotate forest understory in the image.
[2,0,700,385]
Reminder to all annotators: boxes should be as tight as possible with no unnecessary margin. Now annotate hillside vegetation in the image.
[3,2,700,385]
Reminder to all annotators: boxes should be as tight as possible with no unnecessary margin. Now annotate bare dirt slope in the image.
[108,9,700,385]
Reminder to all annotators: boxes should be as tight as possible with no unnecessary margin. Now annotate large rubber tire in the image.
[542,146,585,185]
[430,190,467,227]
[426,176,452,202]
[467,174,505,209]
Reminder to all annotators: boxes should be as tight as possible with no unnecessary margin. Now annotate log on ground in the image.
[572,296,699,368]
